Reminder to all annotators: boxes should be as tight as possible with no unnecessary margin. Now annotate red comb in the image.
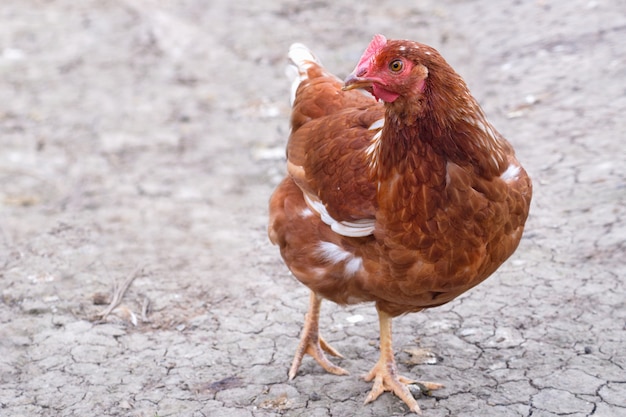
[354,34,387,72]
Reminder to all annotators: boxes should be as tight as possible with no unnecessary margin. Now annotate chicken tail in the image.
[286,43,322,106]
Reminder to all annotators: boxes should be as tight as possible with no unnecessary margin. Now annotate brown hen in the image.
[268,34,532,414]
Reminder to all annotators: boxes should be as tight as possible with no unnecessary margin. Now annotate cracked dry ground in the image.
[0,0,625,416]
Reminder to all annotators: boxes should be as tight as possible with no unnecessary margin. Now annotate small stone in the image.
[119,400,133,409]
[309,392,321,401]
[345,314,364,324]
[92,292,110,305]
[21,300,49,315]
[408,384,424,399]
[403,347,442,365]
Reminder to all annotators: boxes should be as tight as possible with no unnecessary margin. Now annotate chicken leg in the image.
[364,308,444,414]
[288,291,349,380]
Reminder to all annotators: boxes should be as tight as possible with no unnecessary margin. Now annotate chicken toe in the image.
[288,292,349,380]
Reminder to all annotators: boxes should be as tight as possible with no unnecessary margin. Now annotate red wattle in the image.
[372,84,400,103]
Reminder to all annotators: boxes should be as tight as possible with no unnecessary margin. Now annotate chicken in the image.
[268,34,532,414]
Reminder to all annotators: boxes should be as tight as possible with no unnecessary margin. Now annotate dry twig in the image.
[141,296,151,323]
[99,266,144,319]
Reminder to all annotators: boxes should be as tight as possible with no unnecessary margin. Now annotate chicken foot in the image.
[364,308,443,415]
[288,291,349,380]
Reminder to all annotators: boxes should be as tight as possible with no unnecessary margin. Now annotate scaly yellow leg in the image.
[288,291,349,380]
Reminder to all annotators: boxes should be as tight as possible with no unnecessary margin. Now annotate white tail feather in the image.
[289,43,321,69]
[286,43,321,106]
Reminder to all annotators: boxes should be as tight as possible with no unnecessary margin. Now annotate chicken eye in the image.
[389,59,404,73]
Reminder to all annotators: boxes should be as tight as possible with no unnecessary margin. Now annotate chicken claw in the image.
[363,362,443,414]
[288,292,349,380]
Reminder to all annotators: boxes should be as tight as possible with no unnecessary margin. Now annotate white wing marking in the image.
[501,164,521,181]
[317,241,363,277]
[300,207,314,218]
[368,118,385,130]
[303,192,375,238]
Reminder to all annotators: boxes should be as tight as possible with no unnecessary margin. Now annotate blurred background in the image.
[0,1,624,416]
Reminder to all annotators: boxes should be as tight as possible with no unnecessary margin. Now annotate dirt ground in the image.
[0,0,624,416]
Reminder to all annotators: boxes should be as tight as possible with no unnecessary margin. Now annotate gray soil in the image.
[1,0,624,416]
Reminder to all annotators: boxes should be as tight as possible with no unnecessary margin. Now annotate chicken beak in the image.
[342,73,373,91]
